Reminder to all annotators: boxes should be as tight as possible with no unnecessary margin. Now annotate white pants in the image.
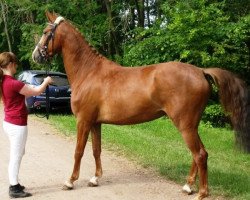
[3,121,28,186]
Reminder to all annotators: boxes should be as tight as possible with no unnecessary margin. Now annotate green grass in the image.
[46,114,250,200]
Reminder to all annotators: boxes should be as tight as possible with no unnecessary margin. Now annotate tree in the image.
[104,0,120,57]
[135,0,145,27]
[0,0,249,84]
[123,0,250,83]
[0,0,12,51]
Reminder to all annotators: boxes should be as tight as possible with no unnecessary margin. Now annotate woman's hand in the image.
[20,76,54,97]
[44,76,53,85]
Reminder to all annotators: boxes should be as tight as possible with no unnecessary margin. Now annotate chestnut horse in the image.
[32,12,249,200]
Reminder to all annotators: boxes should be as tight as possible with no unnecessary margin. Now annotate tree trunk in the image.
[129,0,136,29]
[156,0,162,20]
[104,0,120,57]
[134,0,145,27]
[1,0,12,52]
[146,0,150,27]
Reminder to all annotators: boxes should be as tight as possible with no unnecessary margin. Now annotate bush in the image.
[202,104,230,127]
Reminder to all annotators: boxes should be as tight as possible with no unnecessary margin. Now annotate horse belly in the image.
[97,103,164,125]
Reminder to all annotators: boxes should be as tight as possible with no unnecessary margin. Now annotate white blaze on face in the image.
[32,34,46,62]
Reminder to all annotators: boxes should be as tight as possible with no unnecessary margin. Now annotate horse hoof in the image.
[192,196,202,200]
[62,181,74,190]
[88,176,99,187]
[182,184,193,194]
[87,182,98,187]
[192,195,206,200]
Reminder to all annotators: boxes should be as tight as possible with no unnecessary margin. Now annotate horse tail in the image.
[203,68,250,153]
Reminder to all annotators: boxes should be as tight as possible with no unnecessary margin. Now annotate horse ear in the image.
[46,11,56,23]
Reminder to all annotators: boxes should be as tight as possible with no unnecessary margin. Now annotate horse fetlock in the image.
[88,176,99,187]
[96,169,103,177]
[182,184,193,194]
[199,189,209,199]
[62,180,74,190]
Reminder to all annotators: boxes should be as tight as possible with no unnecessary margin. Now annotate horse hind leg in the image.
[165,109,209,199]
[181,129,208,200]
[88,123,103,187]
[63,122,91,190]
[166,101,209,198]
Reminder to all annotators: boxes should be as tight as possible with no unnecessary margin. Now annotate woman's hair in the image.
[0,52,17,68]
[0,52,18,100]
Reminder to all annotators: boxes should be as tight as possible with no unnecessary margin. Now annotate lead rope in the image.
[34,29,55,119]
[34,22,58,119]
[33,62,51,119]
[45,63,50,119]
[44,24,56,120]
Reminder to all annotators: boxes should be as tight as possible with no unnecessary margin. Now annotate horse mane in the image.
[48,12,100,58]
[65,19,103,59]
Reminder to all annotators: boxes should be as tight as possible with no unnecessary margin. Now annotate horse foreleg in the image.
[63,122,91,190]
[183,159,198,194]
[88,123,103,187]
[182,130,208,200]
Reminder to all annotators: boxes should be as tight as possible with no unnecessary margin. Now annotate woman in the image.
[0,52,53,198]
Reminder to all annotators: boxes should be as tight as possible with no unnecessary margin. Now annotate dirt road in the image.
[0,108,222,200]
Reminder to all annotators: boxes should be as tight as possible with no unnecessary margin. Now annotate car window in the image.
[17,73,30,84]
[34,75,45,85]
[34,75,69,86]
[17,74,23,81]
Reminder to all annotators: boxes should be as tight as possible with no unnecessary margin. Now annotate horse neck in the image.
[61,28,103,85]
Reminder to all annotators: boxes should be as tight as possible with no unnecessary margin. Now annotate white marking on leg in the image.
[182,183,192,194]
[89,176,99,186]
[64,180,74,189]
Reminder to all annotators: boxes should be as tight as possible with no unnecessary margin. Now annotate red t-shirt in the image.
[2,75,28,126]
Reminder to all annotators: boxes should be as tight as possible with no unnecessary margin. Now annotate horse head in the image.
[32,12,64,64]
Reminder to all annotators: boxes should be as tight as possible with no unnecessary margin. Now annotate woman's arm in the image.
[19,76,53,97]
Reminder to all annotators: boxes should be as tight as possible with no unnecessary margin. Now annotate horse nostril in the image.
[32,50,45,63]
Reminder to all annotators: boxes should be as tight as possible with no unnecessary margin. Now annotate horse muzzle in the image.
[32,46,47,64]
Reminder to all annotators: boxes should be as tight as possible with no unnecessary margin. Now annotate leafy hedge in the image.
[202,104,230,127]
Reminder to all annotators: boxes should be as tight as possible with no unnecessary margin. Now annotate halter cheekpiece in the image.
[37,16,64,61]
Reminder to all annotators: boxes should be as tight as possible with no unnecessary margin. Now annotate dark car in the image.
[17,70,71,112]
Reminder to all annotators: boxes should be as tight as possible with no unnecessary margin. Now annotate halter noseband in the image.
[37,16,64,61]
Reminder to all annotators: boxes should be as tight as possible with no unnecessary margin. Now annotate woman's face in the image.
[10,62,18,75]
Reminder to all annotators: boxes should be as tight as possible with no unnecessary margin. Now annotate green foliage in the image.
[123,0,250,82]
[202,104,229,127]
[1,0,110,71]
[123,28,170,66]
[0,0,249,83]
[201,83,229,128]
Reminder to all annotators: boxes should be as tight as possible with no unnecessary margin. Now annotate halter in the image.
[35,16,64,119]
[36,16,64,61]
